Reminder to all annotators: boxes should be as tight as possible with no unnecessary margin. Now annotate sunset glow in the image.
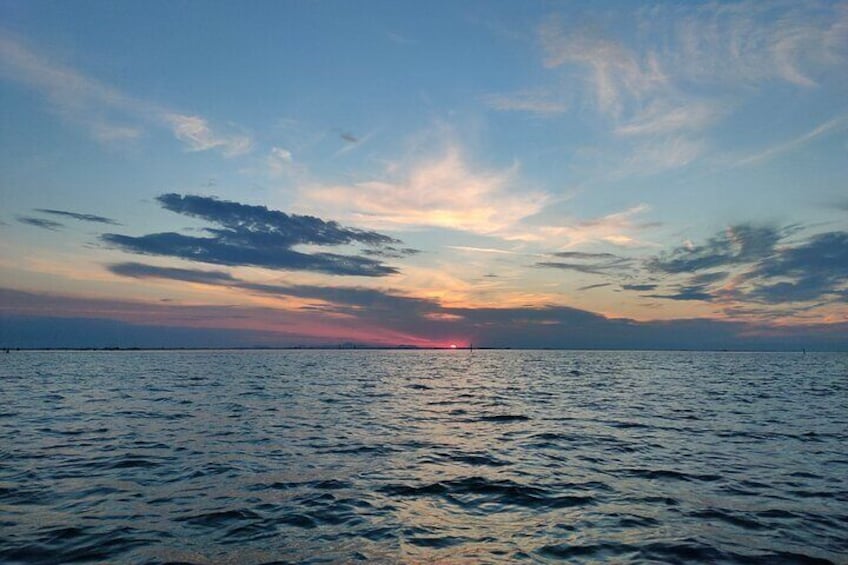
[1,2,846,350]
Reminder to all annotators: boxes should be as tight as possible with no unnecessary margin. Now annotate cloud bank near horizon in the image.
[2,285,845,350]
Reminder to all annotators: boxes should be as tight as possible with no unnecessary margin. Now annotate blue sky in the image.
[1,1,847,349]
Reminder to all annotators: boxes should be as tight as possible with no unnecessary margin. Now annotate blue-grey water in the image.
[1,350,846,564]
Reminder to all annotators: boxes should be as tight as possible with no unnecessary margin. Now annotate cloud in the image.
[615,100,723,137]
[734,114,848,167]
[544,1,847,99]
[102,194,414,277]
[641,224,782,304]
[532,3,847,175]
[622,284,657,291]
[537,250,632,275]
[106,262,442,325]
[34,208,120,225]
[645,286,715,302]
[0,33,252,156]
[648,224,782,274]
[483,90,568,115]
[16,216,64,231]
[102,232,404,276]
[267,146,294,175]
[630,271,726,303]
[553,251,623,260]
[621,136,706,175]
[164,114,252,157]
[659,1,848,88]
[642,224,848,306]
[740,231,848,304]
[333,130,376,158]
[361,246,421,259]
[5,283,848,350]
[108,262,237,285]
[539,16,666,117]
[300,146,547,234]
[447,245,520,255]
[577,282,612,291]
[521,204,658,247]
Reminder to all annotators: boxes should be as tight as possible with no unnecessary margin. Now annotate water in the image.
[1,350,846,564]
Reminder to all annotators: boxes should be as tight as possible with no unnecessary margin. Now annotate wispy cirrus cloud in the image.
[483,89,568,115]
[540,15,666,118]
[658,1,848,88]
[539,2,846,118]
[527,2,847,176]
[447,245,520,256]
[0,32,251,156]
[734,114,848,167]
[102,194,413,277]
[615,99,724,137]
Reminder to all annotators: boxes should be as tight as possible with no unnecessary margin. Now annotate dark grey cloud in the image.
[648,224,781,274]
[102,194,412,277]
[537,251,632,275]
[645,286,715,301]
[642,225,848,305]
[621,283,657,291]
[577,282,612,291]
[553,251,621,260]
[690,271,729,285]
[34,208,120,225]
[17,216,64,231]
[361,246,421,259]
[156,194,397,248]
[108,262,237,285]
[740,231,848,304]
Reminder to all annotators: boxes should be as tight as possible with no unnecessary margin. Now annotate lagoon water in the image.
[1,350,846,563]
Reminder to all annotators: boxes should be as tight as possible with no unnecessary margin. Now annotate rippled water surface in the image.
[1,350,847,563]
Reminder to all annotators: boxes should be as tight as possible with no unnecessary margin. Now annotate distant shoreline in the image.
[2,346,841,353]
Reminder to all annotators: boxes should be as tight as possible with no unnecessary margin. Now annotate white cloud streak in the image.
[0,32,252,157]
[735,114,848,167]
[615,100,724,137]
[513,203,659,248]
[483,89,568,115]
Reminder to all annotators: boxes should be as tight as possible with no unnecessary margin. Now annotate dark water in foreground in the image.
[1,350,846,564]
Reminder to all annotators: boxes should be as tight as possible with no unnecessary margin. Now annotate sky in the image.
[1,0,847,350]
